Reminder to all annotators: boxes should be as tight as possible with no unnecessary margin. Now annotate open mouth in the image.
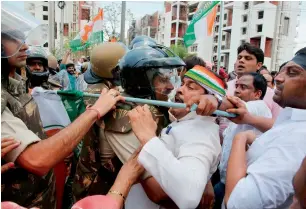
[174,96,184,103]
[237,65,245,69]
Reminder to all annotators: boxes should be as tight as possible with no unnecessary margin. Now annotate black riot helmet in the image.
[129,35,157,50]
[26,46,49,88]
[119,45,185,101]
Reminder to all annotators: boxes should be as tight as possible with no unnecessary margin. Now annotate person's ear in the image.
[256,62,263,71]
[254,90,262,100]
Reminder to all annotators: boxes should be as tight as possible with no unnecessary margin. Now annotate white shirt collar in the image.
[275,107,306,125]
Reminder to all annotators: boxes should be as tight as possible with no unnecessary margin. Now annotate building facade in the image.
[186,1,301,72]
[156,1,188,47]
[25,1,99,56]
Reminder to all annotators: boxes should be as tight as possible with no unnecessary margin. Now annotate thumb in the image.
[101,88,108,95]
[1,162,14,173]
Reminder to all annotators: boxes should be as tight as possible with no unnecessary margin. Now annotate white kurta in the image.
[225,107,306,209]
[219,100,272,184]
[125,111,221,209]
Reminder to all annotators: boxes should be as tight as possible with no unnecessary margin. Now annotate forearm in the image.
[17,110,97,176]
[219,98,235,111]
[246,115,274,132]
[107,175,133,209]
[141,177,169,203]
[224,136,247,205]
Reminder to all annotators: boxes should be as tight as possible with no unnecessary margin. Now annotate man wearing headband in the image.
[219,48,306,208]
[73,43,184,202]
[123,65,223,209]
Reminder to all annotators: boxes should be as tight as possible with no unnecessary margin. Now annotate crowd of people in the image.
[1,3,306,209]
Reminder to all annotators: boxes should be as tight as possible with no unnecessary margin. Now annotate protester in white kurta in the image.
[126,111,221,209]
[127,65,227,209]
[223,49,306,209]
[219,100,272,184]
[225,107,306,209]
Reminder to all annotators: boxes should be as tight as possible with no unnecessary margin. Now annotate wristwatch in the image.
[214,94,223,109]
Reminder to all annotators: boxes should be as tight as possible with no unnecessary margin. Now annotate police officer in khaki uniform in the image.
[1,3,123,208]
[73,39,185,201]
[73,42,128,201]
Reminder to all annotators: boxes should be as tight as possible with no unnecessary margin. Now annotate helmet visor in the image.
[146,67,181,101]
[1,2,48,58]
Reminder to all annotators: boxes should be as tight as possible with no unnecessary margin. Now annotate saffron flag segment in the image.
[70,9,104,52]
[184,1,219,48]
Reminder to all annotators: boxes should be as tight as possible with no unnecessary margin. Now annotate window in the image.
[63,23,69,36]
[221,56,224,62]
[223,24,226,27]
[43,6,48,11]
[283,16,290,35]
[214,36,218,43]
[215,26,219,32]
[224,13,227,20]
[242,15,248,22]
[242,27,247,35]
[54,22,57,39]
[258,11,264,19]
[43,15,48,20]
[72,23,77,31]
[213,46,217,53]
[216,15,219,22]
[254,1,264,5]
[244,2,249,10]
[221,45,225,50]
[73,14,76,22]
[31,12,35,16]
[43,42,48,47]
[222,35,225,41]
[257,24,263,32]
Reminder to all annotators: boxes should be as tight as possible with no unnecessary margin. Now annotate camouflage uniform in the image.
[1,77,56,209]
[73,81,170,201]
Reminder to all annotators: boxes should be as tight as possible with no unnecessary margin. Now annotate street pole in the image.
[48,1,55,53]
[120,1,126,44]
[217,1,224,74]
[58,1,66,57]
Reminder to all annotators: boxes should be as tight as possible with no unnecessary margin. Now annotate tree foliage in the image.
[103,2,135,41]
[170,44,196,59]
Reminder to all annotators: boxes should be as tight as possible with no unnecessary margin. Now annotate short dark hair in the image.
[237,43,264,64]
[243,72,267,99]
[184,55,206,71]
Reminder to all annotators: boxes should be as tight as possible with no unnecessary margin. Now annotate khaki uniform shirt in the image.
[1,76,56,209]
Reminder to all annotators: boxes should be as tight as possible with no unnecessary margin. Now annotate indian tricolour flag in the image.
[70,8,104,52]
[32,87,86,209]
[184,1,219,48]
[32,87,86,136]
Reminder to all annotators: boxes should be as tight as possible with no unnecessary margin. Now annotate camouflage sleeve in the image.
[1,107,40,162]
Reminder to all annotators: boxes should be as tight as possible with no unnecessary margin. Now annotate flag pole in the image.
[217,1,224,74]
